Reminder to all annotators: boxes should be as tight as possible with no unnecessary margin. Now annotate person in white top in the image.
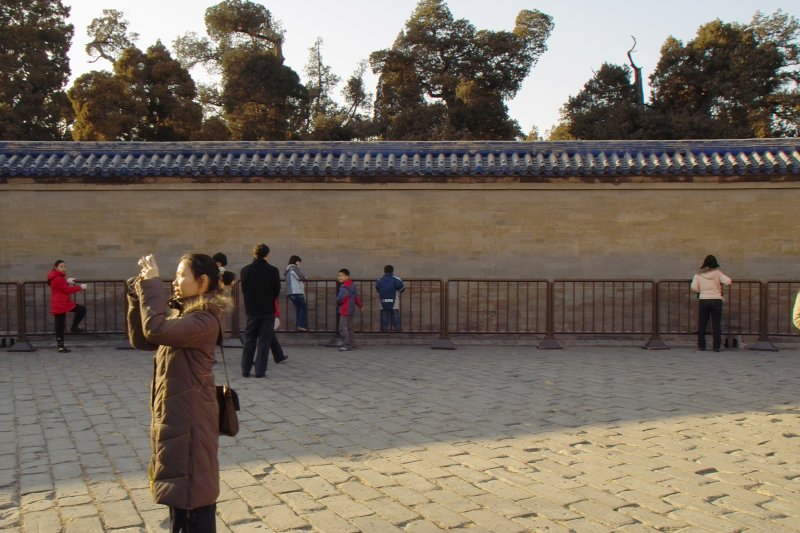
[285,255,308,331]
[690,255,732,352]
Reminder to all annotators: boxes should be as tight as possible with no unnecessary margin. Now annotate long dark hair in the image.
[181,254,221,293]
[700,255,720,269]
[169,253,221,311]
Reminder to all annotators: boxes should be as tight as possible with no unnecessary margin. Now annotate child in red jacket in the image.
[47,260,87,353]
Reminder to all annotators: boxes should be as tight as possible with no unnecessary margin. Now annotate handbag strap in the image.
[214,315,231,389]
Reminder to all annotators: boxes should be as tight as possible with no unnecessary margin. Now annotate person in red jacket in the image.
[47,259,87,353]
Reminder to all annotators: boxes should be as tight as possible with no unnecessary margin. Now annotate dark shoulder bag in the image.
[214,318,240,437]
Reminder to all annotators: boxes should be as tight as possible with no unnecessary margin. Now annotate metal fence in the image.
[447,280,548,334]
[2,277,799,351]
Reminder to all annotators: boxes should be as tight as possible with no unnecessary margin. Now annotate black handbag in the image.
[214,319,240,437]
[216,383,239,437]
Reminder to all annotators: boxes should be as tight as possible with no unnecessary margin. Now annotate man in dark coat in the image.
[239,243,281,377]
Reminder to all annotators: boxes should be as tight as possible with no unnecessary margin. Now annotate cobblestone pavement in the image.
[1,341,799,532]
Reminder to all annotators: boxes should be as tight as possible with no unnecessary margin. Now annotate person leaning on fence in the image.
[285,255,308,331]
[47,259,87,353]
[126,253,232,532]
[376,264,405,332]
[690,254,732,352]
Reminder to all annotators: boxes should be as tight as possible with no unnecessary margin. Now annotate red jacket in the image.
[47,269,81,315]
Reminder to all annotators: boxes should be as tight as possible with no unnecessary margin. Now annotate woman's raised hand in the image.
[138,254,160,280]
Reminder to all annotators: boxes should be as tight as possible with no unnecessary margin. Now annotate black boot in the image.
[56,337,71,353]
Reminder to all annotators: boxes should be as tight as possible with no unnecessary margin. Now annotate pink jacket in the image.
[691,268,732,299]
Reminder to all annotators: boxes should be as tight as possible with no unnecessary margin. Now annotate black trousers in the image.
[54,304,86,339]
[169,504,216,533]
[697,299,723,350]
[241,313,275,376]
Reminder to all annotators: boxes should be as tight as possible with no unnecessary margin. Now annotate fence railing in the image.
[2,278,799,351]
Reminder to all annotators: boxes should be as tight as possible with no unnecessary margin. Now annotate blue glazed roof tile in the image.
[0,140,798,179]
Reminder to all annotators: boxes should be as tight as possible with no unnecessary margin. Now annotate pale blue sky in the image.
[63,1,798,136]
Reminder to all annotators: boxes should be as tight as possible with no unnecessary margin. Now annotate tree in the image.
[649,11,800,138]
[370,0,553,140]
[222,49,307,140]
[175,0,307,140]
[558,63,646,139]
[0,0,73,140]
[114,42,203,141]
[68,41,203,141]
[85,9,139,64]
[304,38,340,127]
[67,71,143,140]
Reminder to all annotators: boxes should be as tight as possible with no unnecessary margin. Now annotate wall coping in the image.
[1,139,798,180]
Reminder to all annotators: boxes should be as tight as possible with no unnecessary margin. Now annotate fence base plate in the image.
[538,337,562,350]
[325,335,342,347]
[747,340,778,352]
[642,338,670,350]
[431,337,456,350]
[7,340,36,352]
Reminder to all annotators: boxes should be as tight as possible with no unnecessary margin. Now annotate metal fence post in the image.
[432,280,455,350]
[748,281,778,351]
[643,281,670,349]
[8,283,35,352]
[538,281,562,349]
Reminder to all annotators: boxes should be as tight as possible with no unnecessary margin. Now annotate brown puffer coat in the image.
[127,277,232,510]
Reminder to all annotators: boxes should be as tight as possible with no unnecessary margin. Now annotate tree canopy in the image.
[0,0,73,140]
[68,42,202,141]
[556,10,800,140]
[175,0,305,140]
[4,1,797,142]
[370,0,553,140]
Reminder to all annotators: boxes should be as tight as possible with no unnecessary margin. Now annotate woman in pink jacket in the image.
[47,260,87,353]
[690,255,732,352]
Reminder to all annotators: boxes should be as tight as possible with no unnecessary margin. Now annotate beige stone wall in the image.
[1,180,798,282]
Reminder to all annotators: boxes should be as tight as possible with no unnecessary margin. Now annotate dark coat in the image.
[127,277,232,510]
[240,259,281,315]
[47,268,80,315]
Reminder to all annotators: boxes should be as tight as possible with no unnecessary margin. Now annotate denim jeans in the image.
[288,294,308,329]
[380,309,401,332]
[339,315,355,348]
[697,299,723,350]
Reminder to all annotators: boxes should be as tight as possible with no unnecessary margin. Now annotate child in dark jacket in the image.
[336,268,361,351]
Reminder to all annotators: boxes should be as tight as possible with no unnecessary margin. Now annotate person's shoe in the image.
[277,356,288,363]
[70,328,84,334]
[698,346,706,351]
[242,373,251,378]
[713,348,722,352]
[339,345,350,351]
[298,327,308,332]
[57,346,71,353]
[254,373,266,378]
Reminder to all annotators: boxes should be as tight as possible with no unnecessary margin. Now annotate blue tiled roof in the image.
[0,140,799,178]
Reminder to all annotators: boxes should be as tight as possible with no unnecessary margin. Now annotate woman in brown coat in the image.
[127,253,232,532]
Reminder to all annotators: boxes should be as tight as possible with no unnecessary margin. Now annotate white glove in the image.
[137,254,160,280]
[79,284,87,290]
[274,317,281,330]
[67,277,76,284]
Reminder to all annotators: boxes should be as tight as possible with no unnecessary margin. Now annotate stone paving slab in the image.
[1,342,799,532]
